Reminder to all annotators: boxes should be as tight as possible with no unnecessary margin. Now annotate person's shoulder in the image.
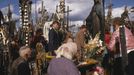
[112,29,119,35]
[125,26,131,31]
[49,28,56,32]
[76,30,82,35]
[50,57,71,63]
[49,58,59,65]
[13,57,24,64]
[18,60,28,69]
[49,57,57,62]
[50,57,62,62]
[51,28,55,30]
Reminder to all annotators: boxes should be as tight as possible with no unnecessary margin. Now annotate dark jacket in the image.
[48,28,61,51]
[11,57,31,75]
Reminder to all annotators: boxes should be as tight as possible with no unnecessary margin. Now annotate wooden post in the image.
[119,25,128,75]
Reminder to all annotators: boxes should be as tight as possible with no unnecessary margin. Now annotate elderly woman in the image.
[11,46,32,75]
[47,41,80,75]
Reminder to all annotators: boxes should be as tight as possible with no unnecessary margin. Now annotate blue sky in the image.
[107,0,134,8]
[0,0,134,26]
[0,0,19,14]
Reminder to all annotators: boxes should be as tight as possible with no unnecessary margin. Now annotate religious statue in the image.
[86,0,104,41]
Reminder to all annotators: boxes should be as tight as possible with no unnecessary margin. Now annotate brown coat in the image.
[75,30,85,51]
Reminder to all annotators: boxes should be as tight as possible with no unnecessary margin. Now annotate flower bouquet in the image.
[84,33,106,62]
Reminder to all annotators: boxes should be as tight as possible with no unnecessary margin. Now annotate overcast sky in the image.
[0,0,134,26]
[31,0,94,26]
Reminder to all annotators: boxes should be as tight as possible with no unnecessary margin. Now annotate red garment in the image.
[105,32,111,45]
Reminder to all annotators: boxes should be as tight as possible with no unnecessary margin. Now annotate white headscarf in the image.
[55,41,77,60]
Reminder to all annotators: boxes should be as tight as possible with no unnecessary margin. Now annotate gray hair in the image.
[55,42,77,60]
[19,46,30,57]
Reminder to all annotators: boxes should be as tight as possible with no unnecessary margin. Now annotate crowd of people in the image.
[0,9,134,75]
[6,16,134,75]
[0,0,133,74]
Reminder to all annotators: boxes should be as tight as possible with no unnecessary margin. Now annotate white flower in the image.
[99,40,103,47]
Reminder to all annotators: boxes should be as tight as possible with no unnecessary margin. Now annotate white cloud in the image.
[32,0,93,36]
[1,4,14,15]
[66,0,94,21]
[1,4,19,21]
[12,13,19,20]
[129,13,134,21]
[31,0,94,21]
[105,6,123,18]
[105,6,134,21]
[31,0,58,14]
[69,20,84,36]
[70,20,83,26]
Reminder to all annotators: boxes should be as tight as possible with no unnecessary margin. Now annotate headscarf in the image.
[55,41,77,60]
